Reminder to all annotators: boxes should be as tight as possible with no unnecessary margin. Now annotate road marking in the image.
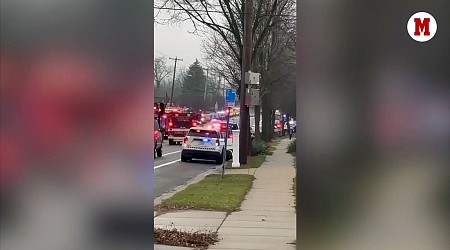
[154,159,180,169]
[163,150,182,156]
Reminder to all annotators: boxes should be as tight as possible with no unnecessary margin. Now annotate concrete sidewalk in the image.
[154,138,296,249]
[210,138,296,250]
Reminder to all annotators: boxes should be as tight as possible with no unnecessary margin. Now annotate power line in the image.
[155,50,170,58]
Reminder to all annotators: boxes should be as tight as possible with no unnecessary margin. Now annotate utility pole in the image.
[217,75,222,106]
[239,0,253,164]
[169,57,183,106]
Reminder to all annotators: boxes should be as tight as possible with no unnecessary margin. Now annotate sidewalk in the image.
[154,138,296,249]
[210,138,296,250]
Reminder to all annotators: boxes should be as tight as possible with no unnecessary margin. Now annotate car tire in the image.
[181,155,188,162]
[169,139,174,145]
[226,150,232,161]
[216,154,224,164]
[156,147,162,157]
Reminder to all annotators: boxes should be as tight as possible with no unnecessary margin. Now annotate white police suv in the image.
[181,127,226,164]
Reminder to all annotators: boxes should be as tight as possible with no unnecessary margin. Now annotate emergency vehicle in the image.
[274,110,282,135]
[154,103,165,157]
[154,104,170,139]
[205,119,234,155]
[166,108,201,145]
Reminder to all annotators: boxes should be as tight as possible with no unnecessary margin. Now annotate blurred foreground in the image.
[1,1,154,249]
[297,1,449,249]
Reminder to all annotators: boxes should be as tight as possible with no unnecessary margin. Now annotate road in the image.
[154,140,220,198]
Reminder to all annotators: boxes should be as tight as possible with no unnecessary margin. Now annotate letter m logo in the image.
[414,18,430,36]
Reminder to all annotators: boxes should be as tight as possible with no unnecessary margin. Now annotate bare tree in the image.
[155,0,296,141]
[197,1,295,140]
[155,0,294,70]
[154,56,172,88]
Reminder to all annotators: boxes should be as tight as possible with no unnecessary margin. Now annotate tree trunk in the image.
[261,94,272,142]
[270,109,275,140]
[254,105,261,140]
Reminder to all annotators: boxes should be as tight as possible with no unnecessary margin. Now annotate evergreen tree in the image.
[181,60,206,109]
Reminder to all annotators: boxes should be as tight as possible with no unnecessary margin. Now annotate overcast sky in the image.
[154,19,204,70]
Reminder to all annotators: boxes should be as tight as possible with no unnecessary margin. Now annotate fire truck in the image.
[154,103,169,139]
[166,108,201,145]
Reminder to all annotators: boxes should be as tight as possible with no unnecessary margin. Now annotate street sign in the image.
[225,88,236,108]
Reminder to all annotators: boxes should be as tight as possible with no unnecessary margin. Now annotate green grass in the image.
[287,138,296,156]
[225,154,266,169]
[157,174,255,212]
[251,140,269,156]
[266,137,282,154]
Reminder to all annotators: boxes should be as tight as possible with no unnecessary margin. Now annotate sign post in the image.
[224,88,236,108]
[223,88,236,178]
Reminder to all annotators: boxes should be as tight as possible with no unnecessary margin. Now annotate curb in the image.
[154,164,223,214]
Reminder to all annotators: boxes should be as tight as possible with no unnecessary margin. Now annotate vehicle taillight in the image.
[192,121,197,126]
[276,124,281,128]
[229,134,233,139]
[183,137,188,144]
[154,130,158,139]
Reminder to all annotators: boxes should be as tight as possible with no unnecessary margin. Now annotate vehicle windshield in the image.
[187,129,219,138]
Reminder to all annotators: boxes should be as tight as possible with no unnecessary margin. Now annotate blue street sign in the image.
[225,88,236,107]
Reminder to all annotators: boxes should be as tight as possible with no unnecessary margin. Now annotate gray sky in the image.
[154,20,204,70]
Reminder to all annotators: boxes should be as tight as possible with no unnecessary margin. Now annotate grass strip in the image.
[156,174,255,213]
[266,137,284,154]
[225,154,266,169]
[287,138,296,156]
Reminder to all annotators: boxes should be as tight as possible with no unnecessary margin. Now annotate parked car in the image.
[154,118,163,158]
[228,123,239,130]
[181,127,227,164]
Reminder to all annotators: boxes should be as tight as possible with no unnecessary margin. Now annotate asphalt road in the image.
[153,140,220,198]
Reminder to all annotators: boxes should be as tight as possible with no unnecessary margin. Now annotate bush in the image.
[287,139,296,155]
[251,140,268,156]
